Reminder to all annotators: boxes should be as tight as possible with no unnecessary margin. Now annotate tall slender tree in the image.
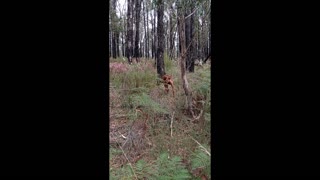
[134,0,141,60]
[126,0,134,63]
[156,0,165,77]
[143,1,147,58]
[111,0,117,58]
[169,2,174,60]
[188,1,195,72]
[146,0,149,58]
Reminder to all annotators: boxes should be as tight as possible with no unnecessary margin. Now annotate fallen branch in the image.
[117,132,138,180]
[193,109,203,120]
[109,114,128,119]
[190,136,211,157]
[170,111,175,137]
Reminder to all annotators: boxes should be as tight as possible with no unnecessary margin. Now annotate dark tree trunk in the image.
[177,9,181,58]
[116,32,120,57]
[173,29,176,59]
[197,16,200,60]
[112,32,116,58]
[111,0,117,59]
[166,20,169,56]
[126,0,134,63]
[134,0,141,59]
[185,9,191,71]
[198,18,203,59]
[151,2,154,59]
[209,7,212,61]
[143,1,147,58]
[153,5,157,60]
[134,0,141,58]
[188,5,195,72]
[122,31,125,57]
[109,31,112,58]
[169,4,174,60]
[146,1,149,58]
[156,0,165,77]
[140,41,143,57]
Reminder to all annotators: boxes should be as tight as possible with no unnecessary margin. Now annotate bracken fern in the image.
[191,146,211,178]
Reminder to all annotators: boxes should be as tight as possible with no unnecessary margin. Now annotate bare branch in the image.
[170,111,175,137]
[117,132,138,180]
[184,6,200,20]
[190,136,211,157]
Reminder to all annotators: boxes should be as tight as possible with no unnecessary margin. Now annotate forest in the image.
[109,0,211,179]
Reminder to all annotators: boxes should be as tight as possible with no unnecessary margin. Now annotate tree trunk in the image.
[153,6,157,60]
[169,3,174,60]
[122,24,125,57]
[185,9,190,71]
[197,15,200,60]
[156,0,165,77]
[146,1,149,58]
[126,0,134,63]
[177,2,195,118]
[209,7,211,62]
[188,4,195,72]
[177,10,181,58]
[151,2,155,59]
[111,0,117,58]
[134,0,141,59]
[143,1,147,58]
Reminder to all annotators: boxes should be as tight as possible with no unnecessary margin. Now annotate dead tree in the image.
[177,2,203,120]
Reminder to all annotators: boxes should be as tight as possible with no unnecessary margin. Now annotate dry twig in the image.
[116,132,138,180]
[170,111,175,137]
[190,136,211,157]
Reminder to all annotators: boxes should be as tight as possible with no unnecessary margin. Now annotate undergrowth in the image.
[110,152,191,180]
[110,57,211,179]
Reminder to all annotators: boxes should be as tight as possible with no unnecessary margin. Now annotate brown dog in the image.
[162,74,175,97]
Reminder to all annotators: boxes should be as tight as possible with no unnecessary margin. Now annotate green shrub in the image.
[110,62,157,91]
[156,152,192,179]
[126,93,169,115]
[191,147,211,179]
[110,153,191,180]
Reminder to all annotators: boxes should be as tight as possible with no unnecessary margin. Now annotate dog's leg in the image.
[170,83,175,97]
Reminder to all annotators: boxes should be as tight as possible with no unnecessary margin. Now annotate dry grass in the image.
[109,57,211,179]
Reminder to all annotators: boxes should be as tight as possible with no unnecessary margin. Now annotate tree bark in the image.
[156,0,165,77]
[153,5,157,60]
[143,1,147,58]
[111,0,117,58]
[151,2,155,59]
[178,2,195,118]
[146,1,149,58]
[134,0,141,59]
[188,4,195,72]
[126,0,134,63]
[185,9,190,71]
[169,3,174,60]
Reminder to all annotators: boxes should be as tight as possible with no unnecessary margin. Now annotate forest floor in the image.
[109,57,211,179]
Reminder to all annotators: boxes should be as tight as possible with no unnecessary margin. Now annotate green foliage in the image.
[110,148,122,161]
[191,147,211,178]
[110,164,135,180]
[190,65,211,111]
[110,62,157,90]
[156,152,192,179]
[134,160,158,179]
[110,153,191,180]
[127,93,169,114]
